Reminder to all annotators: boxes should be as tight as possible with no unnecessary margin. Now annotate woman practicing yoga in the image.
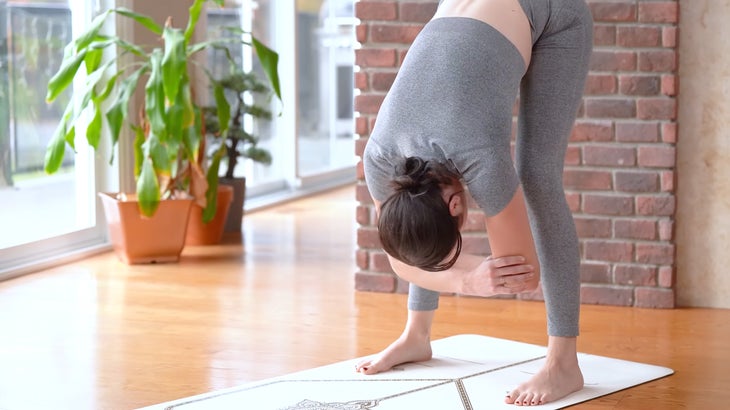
[359,0,593,406]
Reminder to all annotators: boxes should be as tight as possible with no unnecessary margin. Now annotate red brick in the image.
[354,94,385,115]
[589,2,637,22]
[583,194,634,216]
[581,285,633,306]
[658,266,674,288]
[355,2,397,21]
[636,195,675,216]
[356,249,369,269]
[356,24,368,43]
[619,75,660,96]
[356,183,373,204]
[355,72,368,90]
[638,2,679,24]
[570,120,614,142]
[584,240,633,263]
[585,74,617,95]
[580,262,612,283]
[371,24,423,44]
[371,72,397,91]
[393,277,408,294]
[615,171,659,193]
[518,287,544,302]
[565,146,581,166]
[638,50,677,72]
[356,160,365,180]
[661,75,677,96]
[636,243,675,265]
[614,265,657,286]
[658,219,674,241]
[585,99,636,118]
[593,24,616,46]
[638,145,676,168]
[355,117,369,136]
[660,171,675,192]
[356,205,371,226]
[462,235,491,256]
[575,216,612,238]
[662,26,677,48]
[614,219,657,240]
[615,122,659,142]
[355,271,396,292]
[564,169,613,190]
[590,50,637,71]
[399,2,438,23]
[583,145,636,167]
[357,227,380,249]
[566,192,581,212]
[617,26,661,48]
[661,122,677,143]
[355,136,368,157]
[370,251,394,273]
[637,98,676,120]
[355,48,397,67]
[635,287,675,308]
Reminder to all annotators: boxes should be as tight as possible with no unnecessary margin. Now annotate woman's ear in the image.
[448,192,463,217]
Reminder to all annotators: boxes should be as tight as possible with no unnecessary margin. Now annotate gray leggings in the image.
[408,0,593,337]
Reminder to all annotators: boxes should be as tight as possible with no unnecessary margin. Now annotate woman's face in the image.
[441,180,468,229]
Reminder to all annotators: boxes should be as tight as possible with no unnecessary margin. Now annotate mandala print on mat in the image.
[281,399,378,409]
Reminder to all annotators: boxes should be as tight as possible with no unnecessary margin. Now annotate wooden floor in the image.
[0,185,728,409]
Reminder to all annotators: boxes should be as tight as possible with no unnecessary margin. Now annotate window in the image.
[0,0,111,278]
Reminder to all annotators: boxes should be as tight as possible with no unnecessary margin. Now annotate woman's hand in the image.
[461,255,538,297]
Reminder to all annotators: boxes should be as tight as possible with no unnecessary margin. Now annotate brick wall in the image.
[354,0,679,308]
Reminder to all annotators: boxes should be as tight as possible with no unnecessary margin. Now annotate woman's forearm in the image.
[387,252,486,294]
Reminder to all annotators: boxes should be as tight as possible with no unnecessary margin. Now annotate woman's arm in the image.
[373,185,540,296]
[388,252,534,297]
[484,186,541,290]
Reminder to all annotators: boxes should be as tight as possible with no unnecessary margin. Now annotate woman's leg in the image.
[510,0,593,406]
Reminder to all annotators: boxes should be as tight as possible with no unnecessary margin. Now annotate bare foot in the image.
[505,357,584,406]
[506,336,584,406]
[355,333,433,375]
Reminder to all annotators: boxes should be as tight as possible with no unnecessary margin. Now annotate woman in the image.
[359,0,593,406]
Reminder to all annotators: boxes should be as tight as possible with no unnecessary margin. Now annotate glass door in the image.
[0,0,110,278]
[295,0,357,177]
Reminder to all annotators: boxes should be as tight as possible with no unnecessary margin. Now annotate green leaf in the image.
[202,146,225,223]
[105,65,148,148]
[252,36,281,100]
[132,125,145,175]
[212,81,230,135]
[84,48,104,73]
[46,49,88,102]
[184,0,205,45]
[73,10,112,52]
[161,27,186,103]
[145,49,167,140]
[136,157,161,217]
[44,104,74,174]
[86,102,103,149]
[211,0,224,7]
[114,8,163,36]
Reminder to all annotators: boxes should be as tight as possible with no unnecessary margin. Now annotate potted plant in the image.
[201,67,274,234]
[43,0,280,262]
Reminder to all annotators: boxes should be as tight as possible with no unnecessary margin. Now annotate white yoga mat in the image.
[140,334,673,409]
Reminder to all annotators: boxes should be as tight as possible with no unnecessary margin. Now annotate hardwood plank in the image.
[0,185,727,409]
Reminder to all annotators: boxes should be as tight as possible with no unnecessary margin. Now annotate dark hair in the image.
[378,157,462,272]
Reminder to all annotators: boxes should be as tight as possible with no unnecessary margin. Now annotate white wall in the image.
[676,0,730,308]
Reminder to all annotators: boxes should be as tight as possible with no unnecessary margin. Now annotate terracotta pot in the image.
[220,177,246,233]
[99,192,193,264]
[185,185,234,245]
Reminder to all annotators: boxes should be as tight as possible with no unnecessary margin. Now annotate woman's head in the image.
[378,157,466,272]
